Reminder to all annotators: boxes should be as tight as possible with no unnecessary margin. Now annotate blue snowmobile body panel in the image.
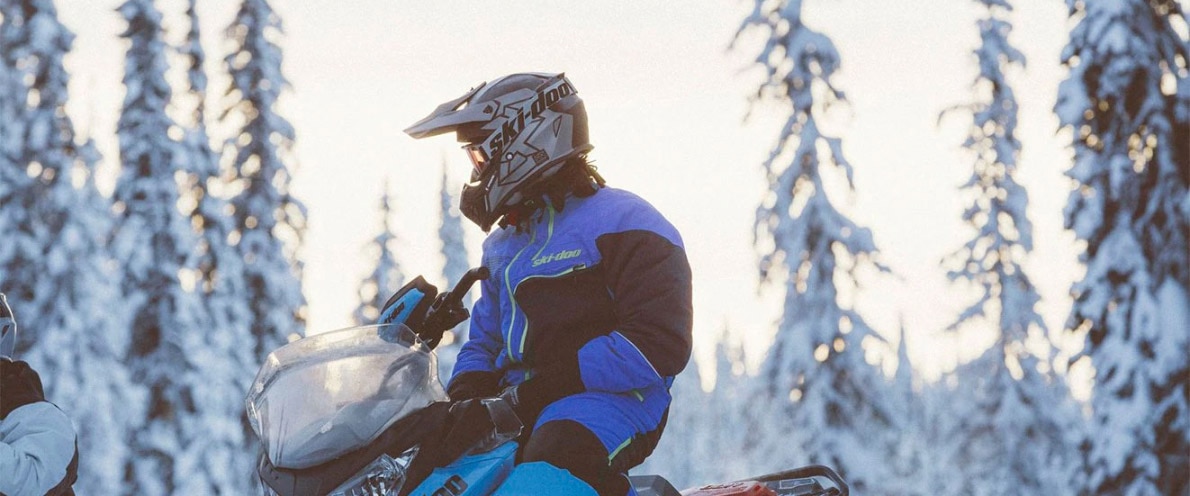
[407,442,517,496]
[491,462,599,496]
[405,441,605,496]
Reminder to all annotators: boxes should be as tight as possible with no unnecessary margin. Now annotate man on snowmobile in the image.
[0,294,79,495]
[400,72,693,495]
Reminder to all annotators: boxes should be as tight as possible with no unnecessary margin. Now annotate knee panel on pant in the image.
[522,420,628,496]
[522,420,607,474]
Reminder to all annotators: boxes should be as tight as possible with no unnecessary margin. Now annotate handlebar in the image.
[441,267,490,308]
[418,267,490,349]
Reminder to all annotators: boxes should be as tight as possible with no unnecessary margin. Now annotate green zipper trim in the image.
[531,205,556,261]
[631,389,644,402]
[608,437,632,463]
[515,206,556,356]
[504,226,536,362]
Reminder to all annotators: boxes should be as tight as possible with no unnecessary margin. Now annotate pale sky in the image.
[56,0,1083,387]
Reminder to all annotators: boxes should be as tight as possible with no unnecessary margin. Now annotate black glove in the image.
[446,371,501,402]
[500,354,584,427]
[399,399,496,496]
[1,359,46,419]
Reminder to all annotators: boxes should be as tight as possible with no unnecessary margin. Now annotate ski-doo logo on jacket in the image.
[532,248,582,267]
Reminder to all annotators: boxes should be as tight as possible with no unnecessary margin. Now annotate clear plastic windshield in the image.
[245,323,447,470]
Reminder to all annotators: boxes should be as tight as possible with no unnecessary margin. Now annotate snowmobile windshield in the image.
[245,323,447,470]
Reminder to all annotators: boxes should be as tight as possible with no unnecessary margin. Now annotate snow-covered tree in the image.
[886,324,929,496]
[435,160,472,377]
[891,323,914,414]
[0,2,140,493]
[705,329,750,485]
[224,0,307,351]
[635,346,707,490]
[113,0,207,493]
[1055,0,1189,494]
[353,184,404,326]
[0,2,35,289]
[0,2,23,172]
[731,1,897,491]
[917,380,965,496]
[176,1,258,492]
[438,160,470,343]
[939,1,1081,493]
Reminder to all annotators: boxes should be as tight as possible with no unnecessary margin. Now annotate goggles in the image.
[463,143,490,173]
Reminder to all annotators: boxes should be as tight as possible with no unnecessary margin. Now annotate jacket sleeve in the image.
[577,228,693,392]
[450,275,504,381]
[0,402,76,496]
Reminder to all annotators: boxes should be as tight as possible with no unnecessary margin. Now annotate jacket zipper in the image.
[507,205,556,361]
[504,223,536,362]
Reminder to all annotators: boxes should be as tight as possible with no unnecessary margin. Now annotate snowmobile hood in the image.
[245,323,446,470]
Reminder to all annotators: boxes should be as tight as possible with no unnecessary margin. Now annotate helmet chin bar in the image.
[459,181,495,232]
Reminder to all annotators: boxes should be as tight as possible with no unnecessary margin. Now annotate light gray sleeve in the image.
[0,402,76,496]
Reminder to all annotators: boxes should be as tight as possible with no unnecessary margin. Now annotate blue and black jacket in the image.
[449,186,693,422]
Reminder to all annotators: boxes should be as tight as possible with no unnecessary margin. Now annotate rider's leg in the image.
[519,388,669,495]
[522,419,629,495]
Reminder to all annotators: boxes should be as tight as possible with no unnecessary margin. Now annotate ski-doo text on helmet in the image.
[471,77,576,166]
[404,72,592,232]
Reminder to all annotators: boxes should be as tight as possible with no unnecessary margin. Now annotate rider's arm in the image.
[509,199,693,416]
[448,275,504,400]
[578,227,694,390]
[0,402,77,496]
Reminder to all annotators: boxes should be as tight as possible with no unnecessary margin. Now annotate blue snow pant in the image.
[520,384,670,496]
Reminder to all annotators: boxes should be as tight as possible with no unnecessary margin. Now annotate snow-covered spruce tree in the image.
[731,1,896,491]
[939,2,1081,494]
[1055,0,1190,493]
[435,160,472,376]
[0,1,22,170]
[635,346,706,489]
[225,0,307,354]
[0,2,140,493]
[886,324,930,496]
[706,329,751,484]
[0,1,35,289]
[917,380,965,496]
[353,184,404,326]
[113,0,207,493]
[438,160,471,342]
[176,1,258,492]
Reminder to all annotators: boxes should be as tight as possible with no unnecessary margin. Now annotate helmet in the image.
[404,72,592,231]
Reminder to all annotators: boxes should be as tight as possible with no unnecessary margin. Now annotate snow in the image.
[1056,0,1190,493]
[224,0,306,358]
[0,1,144,493]
[936,3,1080,488]
[730,0,901,491]
[0,0,1186,494]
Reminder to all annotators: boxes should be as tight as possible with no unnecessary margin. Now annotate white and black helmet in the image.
[405,72,592,231]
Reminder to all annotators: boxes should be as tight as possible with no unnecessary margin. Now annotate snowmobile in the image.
[245,270,849,496]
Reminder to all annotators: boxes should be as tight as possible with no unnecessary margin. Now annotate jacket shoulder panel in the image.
[566,187,684,250]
